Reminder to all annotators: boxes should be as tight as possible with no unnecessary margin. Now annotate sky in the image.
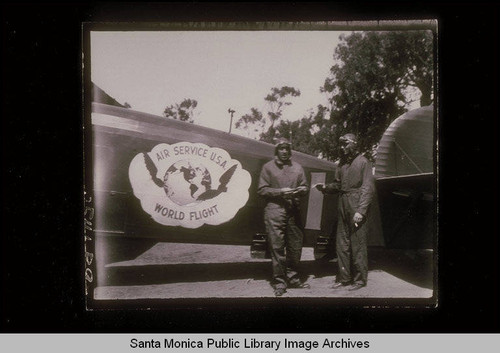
[90,31,348,135]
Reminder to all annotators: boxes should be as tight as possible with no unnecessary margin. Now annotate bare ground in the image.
[94,243,434,300]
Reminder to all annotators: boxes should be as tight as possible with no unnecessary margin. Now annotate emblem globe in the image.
[163,160,212,206]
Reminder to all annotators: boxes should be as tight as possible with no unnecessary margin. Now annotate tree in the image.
[259,86,301,143]
[275,118,316,156]
[233,86,301,142]
[322,31,434,158]
[234,108,264,138]
[272,105,332,158]
[163,98,198,123]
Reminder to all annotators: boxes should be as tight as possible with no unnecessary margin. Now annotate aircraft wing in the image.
[376,172,434,200]
[375,172,435,249]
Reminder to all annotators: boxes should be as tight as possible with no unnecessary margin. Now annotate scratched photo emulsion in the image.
[83,22,437,308]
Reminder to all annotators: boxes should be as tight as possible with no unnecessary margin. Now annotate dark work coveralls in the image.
[324,154,375,285]
[258,158,308,289]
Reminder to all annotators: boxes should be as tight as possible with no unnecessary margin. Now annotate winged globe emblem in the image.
[143,152,237,202]
[197,164,237,201]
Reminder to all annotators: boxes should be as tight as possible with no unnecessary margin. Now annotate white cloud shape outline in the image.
[128,142,252,229]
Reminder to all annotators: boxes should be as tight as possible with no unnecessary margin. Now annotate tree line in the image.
[162,31,434,162]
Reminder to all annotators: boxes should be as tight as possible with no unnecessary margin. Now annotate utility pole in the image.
[228,108,235,133]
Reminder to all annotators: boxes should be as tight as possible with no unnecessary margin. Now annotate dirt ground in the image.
[94,243,434,301]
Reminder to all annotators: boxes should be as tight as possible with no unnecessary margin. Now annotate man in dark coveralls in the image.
[315,133,375,291]
[258,138,310,296]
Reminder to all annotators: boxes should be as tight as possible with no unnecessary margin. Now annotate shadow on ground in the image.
[103,261,326,287]
[369,248,434,289]
[102,248,433,290]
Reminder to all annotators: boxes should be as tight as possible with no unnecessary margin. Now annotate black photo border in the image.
[2,1,499,333]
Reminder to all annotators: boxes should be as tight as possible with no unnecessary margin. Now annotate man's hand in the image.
[353,212,364,223]
[293,186,308,195]
[313,183,326,192]
[280,187,294,199]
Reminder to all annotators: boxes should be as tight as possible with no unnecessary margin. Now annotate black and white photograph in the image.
[83,22,437,308]
[3,2,500,347]
[3,0,500,344]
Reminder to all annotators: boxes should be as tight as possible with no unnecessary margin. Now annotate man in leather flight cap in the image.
[315,133,375,291]
[257,138,310,296]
